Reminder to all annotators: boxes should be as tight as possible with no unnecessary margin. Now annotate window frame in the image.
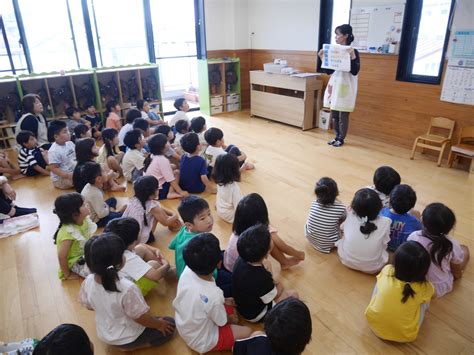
[396,0,456,85]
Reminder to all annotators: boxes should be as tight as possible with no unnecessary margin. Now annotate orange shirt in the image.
[106,112,122,130]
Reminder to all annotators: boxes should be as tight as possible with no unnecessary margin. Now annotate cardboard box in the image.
[226,102,240,112]
[211,105,223,115]
[210,96,223,106]
[226,93,239,104]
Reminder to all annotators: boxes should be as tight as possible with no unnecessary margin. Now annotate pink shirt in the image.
[224,225,277,271]
[407,230,464,298]
[145,155,175,188]
[106,112,121,130]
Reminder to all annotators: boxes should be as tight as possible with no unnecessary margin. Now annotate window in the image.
[397,0,455,84]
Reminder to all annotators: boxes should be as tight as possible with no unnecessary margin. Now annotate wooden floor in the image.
[1,110,473,354]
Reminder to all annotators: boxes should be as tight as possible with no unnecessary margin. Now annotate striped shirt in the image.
[305,200,346,253]
[18,147,40,175]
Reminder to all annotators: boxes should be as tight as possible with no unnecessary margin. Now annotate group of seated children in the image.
[304,165,470,342]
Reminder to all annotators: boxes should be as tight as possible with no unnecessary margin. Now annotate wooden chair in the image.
[410,116,455,167]
[448,126,474,173]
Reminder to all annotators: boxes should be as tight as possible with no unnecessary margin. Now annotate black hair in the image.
[105,217,140,247]
[175,119,189,134]
[390,184,417,214]
[105,100,118,118]
[351,188,383,236]
[373,166,401,196]
[84,233,125,292]
[16,130,35,146]
[237,224,271,263]
[394,241,431,303]
[144,133,168,170]
[22,93,40,114]
[335,24,355,45]
[65,106,79,118]
[47,120,68,143]
[85,101,95,109]
[265,298,312,355]
[155,124,171,137]
[133,118,150,133]
[233,193,269,235]
[422,202,455,267]
[204,127,224,146]
[174,98,186,110]
[133,175,159,227]
[125,108,142,124]
[178,195,210,224]
[101,128,118,157]
[191,116,206,133]
[80,161,102,185]
[53,193,84,243]
[183,233,221,275]
[213,153,240,185]
[315,177,339,205]
[124,129,143,150]
[74,124,90,140]
[180,132,200,154]
[32,324,93,355]
[75,138,97,163]
[136,99,147,111]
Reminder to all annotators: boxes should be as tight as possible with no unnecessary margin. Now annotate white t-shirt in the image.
[205,145,226,167]
[174,132,185,148]
[121,249,151,281]
[118,123,134,147]
[168,111,190,127]
[81,183,109,222]
[336,211,391,273]
[216,182,242,223]
[79,274,149,345]
[48,141,76,182]
[173,266,227,353]
[122,149,145,182]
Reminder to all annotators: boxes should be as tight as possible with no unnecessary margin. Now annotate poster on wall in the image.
[321,44,351,72]
[441,30,474,106]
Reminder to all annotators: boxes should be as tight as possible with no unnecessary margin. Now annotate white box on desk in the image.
[210,96,223,106]
[211,105,223,115]
[226,93,239,104]
[226,103,240,112]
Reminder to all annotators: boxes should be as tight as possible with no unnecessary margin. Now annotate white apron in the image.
[16,113,49,148]
[323,70,358,113]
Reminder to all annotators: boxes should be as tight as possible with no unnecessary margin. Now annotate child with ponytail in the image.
[365,241,434,342]
[79,234,176,351]
[305,177,346,253]
[336,188,391,273]
[53,193,97,280]
[408,203,470,297]
[97,128,124,176]
[123,175,182,244]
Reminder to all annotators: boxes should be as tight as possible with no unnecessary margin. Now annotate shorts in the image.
[158,181,171,200]
[118,317,175,350]
[135,276,159,296]
[52,176,74,189]
[211,305,235,351]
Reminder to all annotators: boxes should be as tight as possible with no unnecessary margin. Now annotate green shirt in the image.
[169,226,218,279]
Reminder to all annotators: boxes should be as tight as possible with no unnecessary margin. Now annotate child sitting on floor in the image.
[121,129,147,182]
[232,224,299,323]
[336,188,391,273]
[407,203,470,298]
[233,297,312,355]
[144,133,189,200]
[97,128,124,176]
[118,108,142,149]
[65,107,89,136]
[80,234,176,351]
[83,101,101,138]
[380,184,421,252]
[213,153,242,223]
[48,120,76,189]
[173,233,252,353]
[123,176,181,244]
[365,241,434,342]
[224,193,305,271]
[190,116,207,154]
[174,119,190,149]
[32,324,93,355]
[0,175,37,222]
[179,132,215,194]
[0,150,22,179]
[53,193,96,280]
[73,124,92,141]
[104,100,122,131]
[155,125,181,161]
[80,162,125,227]
[168,98,190,127]
[105,217,174,296]
[305,177,346,253]
[367,166,401,207]
[16,130,49,176]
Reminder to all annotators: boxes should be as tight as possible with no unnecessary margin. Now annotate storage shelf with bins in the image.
[198,58,241,116]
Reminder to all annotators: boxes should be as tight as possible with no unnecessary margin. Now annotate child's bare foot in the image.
[244,162,255,170]
[280,256,303,270]
[11,174,26,180]
[111,184,126,192]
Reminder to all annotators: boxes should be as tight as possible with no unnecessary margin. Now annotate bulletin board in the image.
[350,4,405,53]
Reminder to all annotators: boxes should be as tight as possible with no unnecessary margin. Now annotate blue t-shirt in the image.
[233,335,274,355]
[380,208,422,252]
[179,154,208,193]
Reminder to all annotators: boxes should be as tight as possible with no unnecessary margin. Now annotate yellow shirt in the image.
[365,265,434,342]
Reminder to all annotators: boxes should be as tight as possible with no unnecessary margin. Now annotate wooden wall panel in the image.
[208,50,474,149]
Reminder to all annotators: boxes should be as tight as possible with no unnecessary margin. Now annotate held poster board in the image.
[321,44,351,72]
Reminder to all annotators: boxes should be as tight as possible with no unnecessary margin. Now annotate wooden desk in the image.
[250,70,323,130]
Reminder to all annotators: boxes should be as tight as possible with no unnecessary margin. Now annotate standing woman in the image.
[318,24,360,147]
[15,94,50,149]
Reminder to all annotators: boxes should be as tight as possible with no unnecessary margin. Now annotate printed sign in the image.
[321,44,351,72]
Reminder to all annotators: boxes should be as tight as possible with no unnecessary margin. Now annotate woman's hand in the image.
[348,47,356,60]
[318,48,324,61]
